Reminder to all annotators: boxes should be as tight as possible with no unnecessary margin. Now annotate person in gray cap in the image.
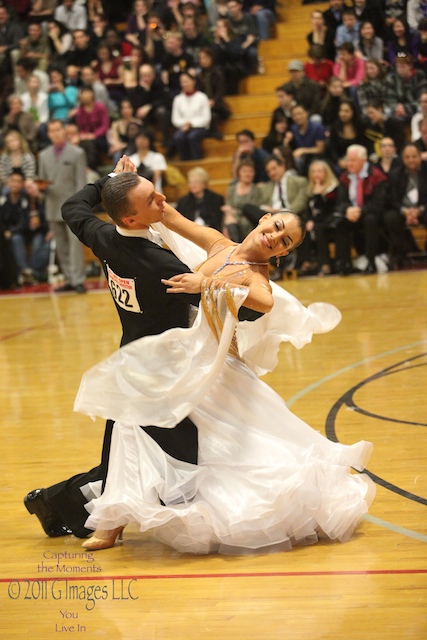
[282,59,321,115]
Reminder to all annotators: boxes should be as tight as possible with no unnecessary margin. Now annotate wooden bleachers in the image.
[163,1,325,202]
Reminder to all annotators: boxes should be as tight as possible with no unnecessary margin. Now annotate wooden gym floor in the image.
[0,269,426,639]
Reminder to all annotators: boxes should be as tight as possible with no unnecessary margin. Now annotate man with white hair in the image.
[333,144,388,275]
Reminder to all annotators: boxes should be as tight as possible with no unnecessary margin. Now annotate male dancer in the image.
[24,156,202,538]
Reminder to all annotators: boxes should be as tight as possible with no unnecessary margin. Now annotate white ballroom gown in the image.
[75,226,376,555]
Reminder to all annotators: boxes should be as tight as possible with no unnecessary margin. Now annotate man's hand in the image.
[114,155,137,174]
[161,271,206,294]
[346,206,362,222]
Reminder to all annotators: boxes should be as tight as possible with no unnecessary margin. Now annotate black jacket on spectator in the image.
[177,189,224,231]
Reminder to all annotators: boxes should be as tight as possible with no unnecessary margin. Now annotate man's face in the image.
[227,1,241,18]
[28,24,42,41]
[0,8,8,24]
[125,178,166,228]
[237,135,254,153]
[80,67,95,85]
[8,174,25,195]
[379,139,396,158]
[139,64,155,84]
[47,121,66,145]
[73,30,88,49]
[346,151,365,174]
[396,61,412,79]
[343,15,356,29]
[266,160,285,183]
[402,146,421,172]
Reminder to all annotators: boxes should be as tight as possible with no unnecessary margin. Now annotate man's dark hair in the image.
[236,129,255,140]
[338,41,355,55]
[101,173,141,225]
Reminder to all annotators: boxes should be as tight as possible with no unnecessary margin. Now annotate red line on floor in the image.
[1,569,426,583]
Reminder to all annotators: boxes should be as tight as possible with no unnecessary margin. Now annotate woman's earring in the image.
[276,257,280,268]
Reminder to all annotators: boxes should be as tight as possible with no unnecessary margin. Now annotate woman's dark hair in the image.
[336,98,363,135]
[101,173,141,225]
[135,126,156,150]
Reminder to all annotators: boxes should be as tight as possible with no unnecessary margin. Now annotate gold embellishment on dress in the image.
[201,279,219,343]
[225,285,238,319]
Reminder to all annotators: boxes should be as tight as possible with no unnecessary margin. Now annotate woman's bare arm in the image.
[162,202,227,254]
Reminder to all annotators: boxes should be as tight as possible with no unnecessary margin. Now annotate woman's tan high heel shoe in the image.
[81,526,124,551]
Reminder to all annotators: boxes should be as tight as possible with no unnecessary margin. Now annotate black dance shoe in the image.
[24,489,72,537]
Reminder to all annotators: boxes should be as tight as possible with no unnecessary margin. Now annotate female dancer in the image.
[76,166,375,555]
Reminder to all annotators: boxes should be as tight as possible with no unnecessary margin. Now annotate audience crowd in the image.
[0,0,426,289]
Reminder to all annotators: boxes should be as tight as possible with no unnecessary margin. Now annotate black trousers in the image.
[46,417,198,537]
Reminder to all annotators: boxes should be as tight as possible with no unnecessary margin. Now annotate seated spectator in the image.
[19,21,50,72]
[356,58,386,116]
[288,103,326,176]
[319,76,345,129]
[385,16,419,65]
[417,17,427,74]
[122,46,148,91]
[355,20,384,62]
[413,117,427,159]
[103,26,133,60]
[407,0,427,30]
[46,19,73,65]
[20,73,49,150]
[67,29,99,70]
[124,0,150,48]
[88,11,110,49]
[170,71,211,160]
[176,166,224,231]
[0,130,37,187]
[255,155,308,280]
[0,5,24,96]
[306,9,335,61]
[384,143,427,268]
[333,144,388,275]
[335,8,360,48]
[0,171,50,284]
[327,98,367,173]
[241,0,276,42]
[128,126,167,192]
[222,159,263,241]
[410,90,427,140]
[373,136,403,176]
[383,0,407,33]
[304,45,334,95]
[107,98,142,165]
[353,0,386,40]
[226,0,259,74]
[0,94,37,151]
[333,42,366,102]
[322,0,344,41]
[160,31,196,98]
[93,43,124,104]
[73,85,110,170]
[126,63,171,146]
[282,59,321,116]
[54,0,88,32]
[28,0,56,23]
[385,52,427,123]
[231,128,269,183]
[299,159,339,276]
[363,99,406,156]
[182,15,210,61]
[262,113,292,154]
[270,84,295,127]
[197,47,231,136]
[212,18,248,95]
[79,64,118,119]
[47,66,79,122]
[14,56,49,96]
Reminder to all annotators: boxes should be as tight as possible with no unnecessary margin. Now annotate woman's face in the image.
[5,134,21,152]
[180,74,195,93]
[50,70,63,85]
[360,22,374,40]
[275,119,288,133]
[311,11,324,28]
[120,101,133,118]
[365,61,379,79]
[134,0,147,14]
[253,213,303,259]
[339,103,354,122]
[97,46,110,61]
[238,165,255,184]
[393,20,405,37]
[198,50,212,68]
[310,162,326,183]
[329,79,343,96]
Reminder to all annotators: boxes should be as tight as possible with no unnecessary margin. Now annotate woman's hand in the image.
[161,272,206,294]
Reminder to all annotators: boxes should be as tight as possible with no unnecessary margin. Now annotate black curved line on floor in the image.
[325,352,427,506]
